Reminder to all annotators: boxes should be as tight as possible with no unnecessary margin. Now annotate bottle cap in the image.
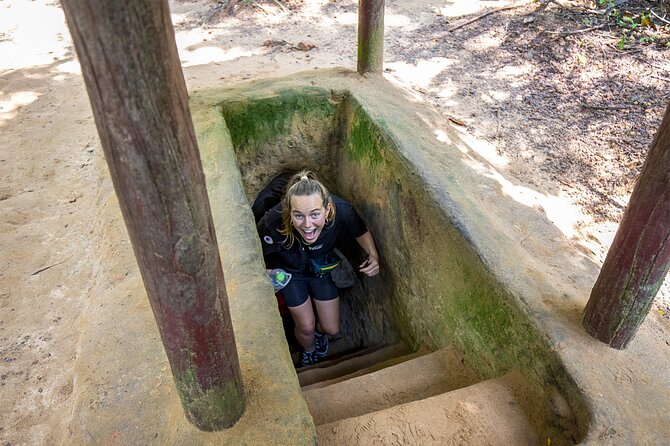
[276,272,285,281]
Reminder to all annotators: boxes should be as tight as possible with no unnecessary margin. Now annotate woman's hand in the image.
[355,231,380,277]
[358,254,379,277]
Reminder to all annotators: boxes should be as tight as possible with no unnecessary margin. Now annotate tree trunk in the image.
[583,102,670,349]
[61,0,245,429]
[358,0,385,74]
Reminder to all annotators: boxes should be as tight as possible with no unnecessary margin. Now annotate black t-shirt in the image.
[257,196,368,275]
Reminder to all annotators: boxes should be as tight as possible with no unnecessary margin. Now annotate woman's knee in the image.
[319,313,340,336]
[318,317,339,336]
[314,298,340,335]
[293,315,315,335]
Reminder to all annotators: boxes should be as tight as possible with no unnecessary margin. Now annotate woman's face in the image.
[290,193,330,244]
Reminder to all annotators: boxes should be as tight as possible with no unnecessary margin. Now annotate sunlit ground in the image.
[379,2,627,268]
[2,0,665,304]
[0,0,613,260]
[0,0,614,256]
[0,1,70,71]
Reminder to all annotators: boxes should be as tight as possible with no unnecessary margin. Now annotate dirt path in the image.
[1,0,668,444]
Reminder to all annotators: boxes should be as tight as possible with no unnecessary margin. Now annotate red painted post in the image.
[61,0,245,429]
[358,0,385,74]
[583,102,670,349]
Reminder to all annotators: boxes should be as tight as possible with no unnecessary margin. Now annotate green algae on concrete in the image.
[220,87,340,154]
[215,86,345,201]
[344,98,386,170]
[175,365,245,431]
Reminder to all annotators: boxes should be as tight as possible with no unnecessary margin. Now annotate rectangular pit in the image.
[196,71,590,445]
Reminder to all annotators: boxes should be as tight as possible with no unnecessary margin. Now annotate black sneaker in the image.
[314,331,329,357]
[300,349,318,367]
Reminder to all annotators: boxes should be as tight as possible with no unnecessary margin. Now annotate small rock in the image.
[523,16,535,24]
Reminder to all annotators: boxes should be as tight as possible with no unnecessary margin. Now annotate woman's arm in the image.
[355,231,380,276]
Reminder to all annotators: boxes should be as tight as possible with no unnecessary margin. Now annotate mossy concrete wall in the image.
[336,96,585,443]
[219,87,344,200]
[339,97,546,362]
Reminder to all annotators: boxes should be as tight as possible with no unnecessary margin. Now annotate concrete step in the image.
[301,347,430,391]
[297,342,410,387]
[303,345,480,425]
[316,372,538,445]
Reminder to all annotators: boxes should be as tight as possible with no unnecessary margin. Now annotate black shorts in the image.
[281,273,339,307]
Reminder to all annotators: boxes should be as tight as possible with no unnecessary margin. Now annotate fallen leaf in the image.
[294,41,316,51]
[263,39,287,47]
[448,116,466,126]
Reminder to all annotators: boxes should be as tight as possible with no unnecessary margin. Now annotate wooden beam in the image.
[61,0,245,429]
[583,102,670,349]
[358,0,385,74]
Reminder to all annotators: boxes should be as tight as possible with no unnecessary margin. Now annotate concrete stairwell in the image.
[299,344,540,445]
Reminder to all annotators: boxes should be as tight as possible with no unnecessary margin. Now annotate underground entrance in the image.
[195,71,590,444]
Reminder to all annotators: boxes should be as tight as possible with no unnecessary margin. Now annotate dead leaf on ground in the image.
[263,39,288,47]
[448,116,466,127]
[263,39,315,52]
[293,41,316,51]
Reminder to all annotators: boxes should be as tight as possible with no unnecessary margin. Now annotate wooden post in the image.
[583,102,670,349]
[357,0,385,74]
[61,0,245,429]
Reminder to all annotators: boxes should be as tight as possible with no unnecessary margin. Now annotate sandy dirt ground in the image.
[1,0,669,444]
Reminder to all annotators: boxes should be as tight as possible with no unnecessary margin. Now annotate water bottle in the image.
[269,268,292,291]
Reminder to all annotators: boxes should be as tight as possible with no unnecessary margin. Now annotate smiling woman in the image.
[255,170,380,367]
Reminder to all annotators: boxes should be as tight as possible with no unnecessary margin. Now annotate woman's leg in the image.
[282,276,316,350]
[313,297,340,336]
[288,298,316,349]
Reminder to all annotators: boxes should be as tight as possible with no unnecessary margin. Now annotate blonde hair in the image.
[279,170,336,247]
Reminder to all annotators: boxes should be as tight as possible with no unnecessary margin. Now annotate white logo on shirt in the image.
[263,235,274,244]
